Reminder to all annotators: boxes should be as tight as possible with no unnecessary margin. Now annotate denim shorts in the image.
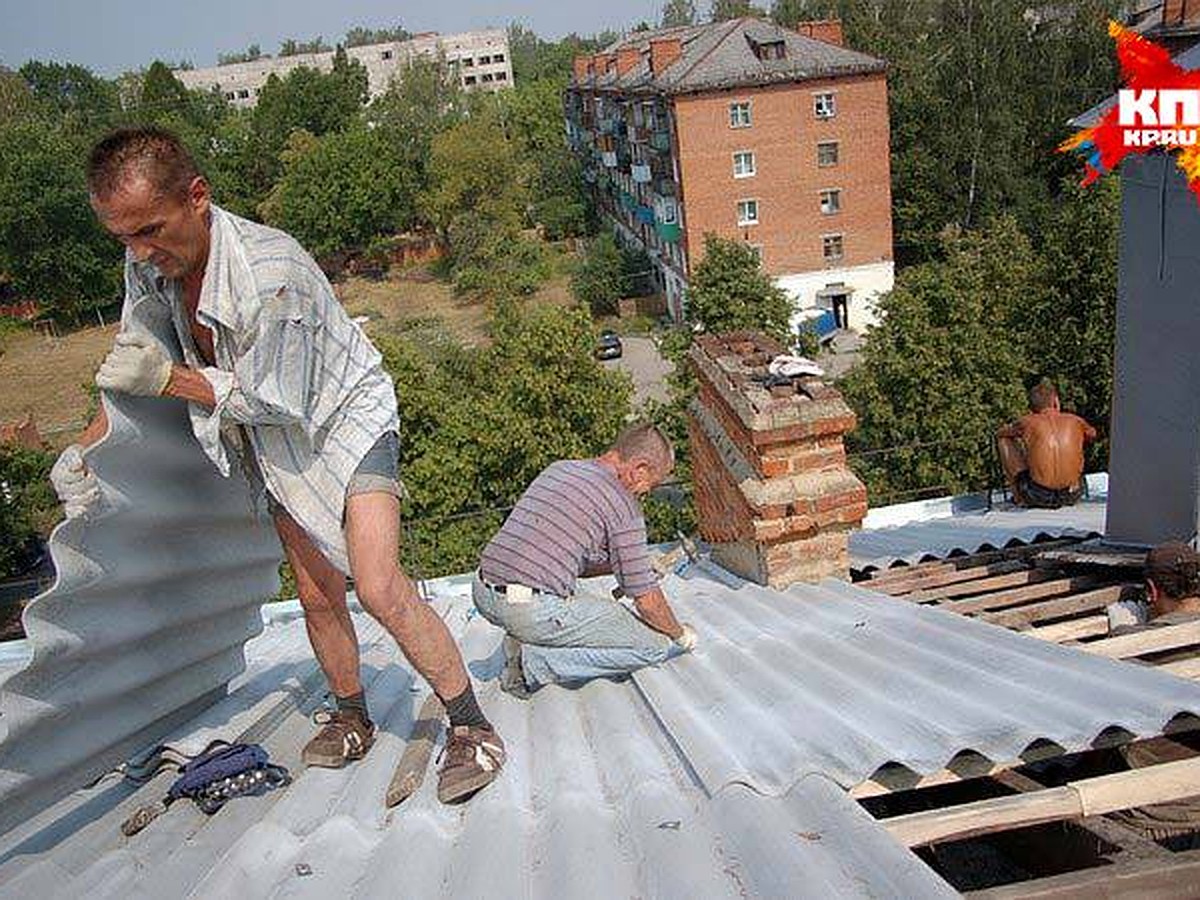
[265,431,405,516]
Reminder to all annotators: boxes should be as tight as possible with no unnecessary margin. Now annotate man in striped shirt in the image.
[473,424,697,695]
[48,128,503,804]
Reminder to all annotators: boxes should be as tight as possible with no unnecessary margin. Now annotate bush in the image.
[0,445,56,577]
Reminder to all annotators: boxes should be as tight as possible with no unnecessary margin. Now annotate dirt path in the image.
[0,324,116,446]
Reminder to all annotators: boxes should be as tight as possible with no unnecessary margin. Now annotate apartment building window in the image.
[496,72,507,81]
[823,234,844,261]
[224,91,235,101]
[814,92,836,119]
[237,89,250,99]
[729,101,752,128]
[479,55,492,64]
[817,141,839,167]
[494,52,505,62]
[819,188,841,215]
[732,151,756,178]
[464,75,477,85]
[462,57,475,67]
[737,199,759,226]
[381,50,393,60]
[482,73,494,82]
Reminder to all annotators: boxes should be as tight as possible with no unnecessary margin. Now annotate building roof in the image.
[851,475,1108,573]
[3,385,1196,897]
[573,18,886,97]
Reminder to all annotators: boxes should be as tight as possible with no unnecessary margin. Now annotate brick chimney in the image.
[794,19,844,46]
[616,47,641,75]
[649,38,683,74]
[573,55,591,81]
[688,332,867,587]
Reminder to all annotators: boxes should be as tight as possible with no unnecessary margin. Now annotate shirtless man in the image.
[997,380,1097,509]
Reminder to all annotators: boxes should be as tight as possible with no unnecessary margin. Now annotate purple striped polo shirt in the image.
[480,459,658,598]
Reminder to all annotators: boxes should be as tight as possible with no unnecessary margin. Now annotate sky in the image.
[0,0,665,75]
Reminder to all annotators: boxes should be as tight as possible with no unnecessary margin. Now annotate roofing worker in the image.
[47,127,503,804]
[473,424,696,696]
[997,380,1097,509]
[1106,542,1200,849]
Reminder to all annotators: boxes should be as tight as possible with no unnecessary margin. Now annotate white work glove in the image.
[96,332,172,396]
[50,444,101,518]
[674,624,698,652]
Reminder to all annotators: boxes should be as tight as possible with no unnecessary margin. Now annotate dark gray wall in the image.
[1105,152,1200,546]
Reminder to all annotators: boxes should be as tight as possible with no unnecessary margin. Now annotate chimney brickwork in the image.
[688,332,867,587]
[794,20,845,46]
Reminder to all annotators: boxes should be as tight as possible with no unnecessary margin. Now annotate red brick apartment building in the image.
[565,18,894,334]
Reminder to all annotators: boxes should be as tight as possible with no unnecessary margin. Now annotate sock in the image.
[443,683,490,730]
[336,691,370,721]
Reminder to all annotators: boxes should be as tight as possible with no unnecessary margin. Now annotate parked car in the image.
[595,329,623,360]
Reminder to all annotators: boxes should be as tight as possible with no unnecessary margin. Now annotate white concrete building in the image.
[176,29,512,108]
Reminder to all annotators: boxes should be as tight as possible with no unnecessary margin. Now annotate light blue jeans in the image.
[471,574,681,690]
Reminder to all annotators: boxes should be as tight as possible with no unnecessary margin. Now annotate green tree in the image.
[662,0,698,26]
[500,76,591,238]
[18,60,119,135]
[421,110,528,235]
[279,37,332,57]
[839,216,1041,504]
[571,233,627,315]
[710,0,762,21]
[686,234,791,340]
[379,303,633,574]
[261,126,419,259]
[0,122,120,322]
[139,61,194,117]
[344,25,410,46]
[218,44,264,65]
[770,0,824,27]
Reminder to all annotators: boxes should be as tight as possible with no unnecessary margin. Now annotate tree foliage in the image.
[710,0,764,21]
[840,216,1054,504]
[278,37,333,57]
[344,25,411,47]
[0,444,56,578]
[261,126,419,259]
[686,234,791,340]
[661,0,699,26]
[380,303,633,574]
[0,122,120,320]
[218,44,264,66]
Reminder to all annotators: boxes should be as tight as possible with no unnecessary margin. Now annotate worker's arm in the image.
[1080,418,1098,443]
[631,585,684,640]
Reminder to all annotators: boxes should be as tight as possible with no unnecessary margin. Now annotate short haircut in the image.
[1029,380,1059,412]
[87,127,202,201]
[612,422,673,472]
[1145,541,1200,600]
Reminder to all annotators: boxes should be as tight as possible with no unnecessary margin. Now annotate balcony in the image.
[654,178,677,197]
[656,222,682,242]
[602,151,618,168]
[631,163,652,183]
[650,131,671,153]
[635,205,656,226]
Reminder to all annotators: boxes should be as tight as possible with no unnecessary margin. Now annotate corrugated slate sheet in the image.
[639,567,1200,793]
[0,390,282,838]
[850,499,1107,573]
[6,560,1200,897]
[0,582,955,900]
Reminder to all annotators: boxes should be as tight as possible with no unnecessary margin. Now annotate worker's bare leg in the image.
[343,492,469,700]
[997,436,1027,500]
[275,510,362,697]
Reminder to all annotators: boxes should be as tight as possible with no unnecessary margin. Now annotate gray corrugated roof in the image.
[5,556,1200,897]
[0,387,282,837]
[0,584,956,899]
[579,18,886,96]
[851,479,1108,572]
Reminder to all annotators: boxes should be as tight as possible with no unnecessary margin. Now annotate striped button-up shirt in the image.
[479,459,658,598]
[119,205,398,573]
